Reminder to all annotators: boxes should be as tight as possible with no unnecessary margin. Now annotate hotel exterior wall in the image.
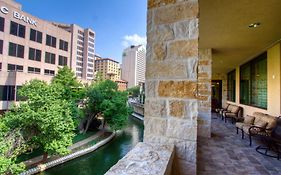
[226,42,281,117]
[145,0,199,174]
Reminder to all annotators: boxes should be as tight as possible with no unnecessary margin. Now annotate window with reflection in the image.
[240,52,267,109]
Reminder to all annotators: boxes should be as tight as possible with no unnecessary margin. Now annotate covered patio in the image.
[198,113,281,175]
[106,0,281,174]
[199,1,281,173]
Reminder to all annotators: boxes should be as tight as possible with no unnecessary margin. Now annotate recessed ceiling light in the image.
[249,22,261,28]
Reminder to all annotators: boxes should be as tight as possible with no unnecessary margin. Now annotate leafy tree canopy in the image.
[51,66,85,101]
[0,80,75,174]
[51,66,86,124]
[83,80,131,131]
[127,86,140,97]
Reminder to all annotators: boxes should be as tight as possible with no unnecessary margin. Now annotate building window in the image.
[77,46,83,51]
[78,35,84,41]
[44,69,55,76]
[87,68,93,73]
[88,47,95,53]
[46,34,56,48]
[0,17,4,32]
[0,40,3,54]
[89,32,95,37]
[10,21,25,38]
[9,42,24,58]
[76,67,83,72]
[77,40,83,46]
[88,43,95,48]
[28,67,40,74]
[87,74,93,77]
[78,30,84,35]
[227,70,236,102]
[58,55,67,66]
[7,64,23,72]
[240,52,267,109]
[89,38,95,43]
[30,29,42,43]
[59,40,68,51]
[88,53,94,58]
[0,63,2,71]
[76,72,82,77]
[29,48,41,61]
[45,52,56,64]
[77,51,83,56]
[0,86,16,101]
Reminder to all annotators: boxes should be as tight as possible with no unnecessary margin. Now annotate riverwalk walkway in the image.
[23,131,103,167]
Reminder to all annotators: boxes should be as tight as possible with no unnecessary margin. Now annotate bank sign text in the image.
[0,6,37,26]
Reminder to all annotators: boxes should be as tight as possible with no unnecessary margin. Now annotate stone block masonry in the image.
[145,0,199,174]
[198,49,212,138]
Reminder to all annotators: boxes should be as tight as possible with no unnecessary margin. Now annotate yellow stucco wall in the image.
[227,42,281,117]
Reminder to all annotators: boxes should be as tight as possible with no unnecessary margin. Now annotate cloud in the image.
[122,34,147,48]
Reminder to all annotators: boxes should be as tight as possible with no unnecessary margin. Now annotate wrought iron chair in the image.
[256,116,281,160]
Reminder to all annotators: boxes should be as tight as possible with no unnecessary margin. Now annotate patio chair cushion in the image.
[254,120,268,132]
[243,125,270,136]
[243,125,252,134]
[230,105,239,113]
[236,122,251,130]
[253,112,277,130]
[244,115,255,124]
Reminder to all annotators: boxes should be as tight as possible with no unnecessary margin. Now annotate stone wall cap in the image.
[105,142,174,175]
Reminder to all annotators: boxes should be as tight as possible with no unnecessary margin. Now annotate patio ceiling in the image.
[199,0,281,74]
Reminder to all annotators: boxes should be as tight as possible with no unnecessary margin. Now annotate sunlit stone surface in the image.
[105,142,174,175]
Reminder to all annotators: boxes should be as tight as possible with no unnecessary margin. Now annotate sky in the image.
[15,0,147,63]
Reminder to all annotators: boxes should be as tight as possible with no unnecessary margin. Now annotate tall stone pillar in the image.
[145,0,199,174]
[198,49,212,138]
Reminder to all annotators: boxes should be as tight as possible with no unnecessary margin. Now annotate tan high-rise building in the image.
[53,23,95,81]
[0,0,95,111]
[94,57,121,81]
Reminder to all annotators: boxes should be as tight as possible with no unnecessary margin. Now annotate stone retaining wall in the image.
[20,132,116,175]
[131,102,145,116]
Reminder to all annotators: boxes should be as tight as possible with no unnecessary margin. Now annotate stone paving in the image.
[198,113,281,175]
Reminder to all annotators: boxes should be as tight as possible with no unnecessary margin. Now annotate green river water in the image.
[39,116,144,175]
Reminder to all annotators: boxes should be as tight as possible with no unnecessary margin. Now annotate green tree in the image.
[51,66,85,124]
[0,121,26,175]
[17,80,75,156]
[82,80,131,132]
[127,86,140,97]
[95,71,104,83]
[0,80,75,174]
[52,66,84,101]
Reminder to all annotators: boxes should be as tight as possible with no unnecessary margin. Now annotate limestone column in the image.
[145,0,199,174]
[198,49,212,138]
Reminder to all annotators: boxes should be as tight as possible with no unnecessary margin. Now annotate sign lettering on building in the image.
[0,6,37,26]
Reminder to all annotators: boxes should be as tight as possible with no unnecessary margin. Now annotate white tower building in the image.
[121,45,146,88]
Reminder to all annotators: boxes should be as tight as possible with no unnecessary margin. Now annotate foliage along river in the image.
[39,116,144,175]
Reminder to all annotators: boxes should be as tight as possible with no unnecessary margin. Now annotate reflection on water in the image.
[40,116,144,175]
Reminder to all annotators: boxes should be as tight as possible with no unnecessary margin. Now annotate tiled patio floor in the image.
[198,113,281,175]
